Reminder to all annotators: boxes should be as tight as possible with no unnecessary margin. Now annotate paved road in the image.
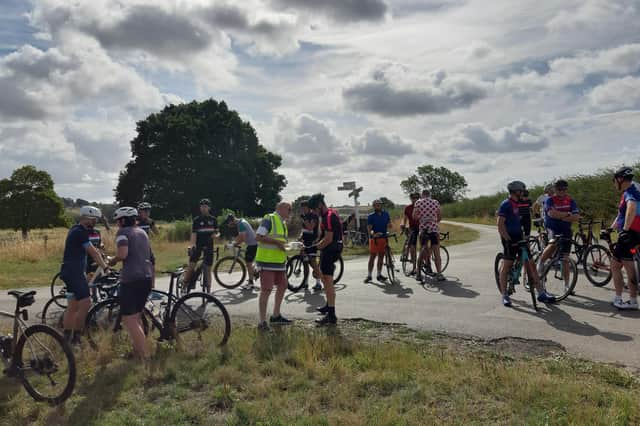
[2,222,639,368]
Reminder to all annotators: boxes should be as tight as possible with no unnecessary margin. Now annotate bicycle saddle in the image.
[8,290,36,308]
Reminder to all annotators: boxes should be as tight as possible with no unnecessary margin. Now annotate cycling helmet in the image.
[80,205,102,218]
[137,202,151,210]
[544,184,553,193]
[307,193,325,209]
[614,166,634,180]
[507,181,526,193]
[225,213,235,224]
[554,179,569,190]
[113,207,138,220]
[410,192,420,199]
[199,198,211,206]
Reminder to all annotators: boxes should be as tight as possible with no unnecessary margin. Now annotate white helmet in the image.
[113,207,138,220]
[80,206,102,218]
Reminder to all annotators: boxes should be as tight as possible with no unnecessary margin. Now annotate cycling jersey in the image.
[137,218,155,235]
[192,215,217,247]
[367,210,390,234]
[301,212,319,246]
[88,227,101,248]
[403,204,419,229]
[237,218,257,246]
[414,197,440,233]
[616,184,640,232]
[321,208,343,251]
[544,195,578,236]
[60,224,91,277]
[116,226,153,283]
[497,198,523,240]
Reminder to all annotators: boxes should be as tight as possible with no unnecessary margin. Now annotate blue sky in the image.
[1,0,639,205]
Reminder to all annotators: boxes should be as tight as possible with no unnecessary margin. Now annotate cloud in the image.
[271,0,388,23]
[343,65,488,116]
[351,128,415,155]
[434,121,549,153]
[588,76,640,112]
[546,0,637,33]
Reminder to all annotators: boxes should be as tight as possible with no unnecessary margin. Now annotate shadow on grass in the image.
[0,376,22,409]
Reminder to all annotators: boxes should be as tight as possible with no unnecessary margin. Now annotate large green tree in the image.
[0,165,67,238]
[400,165,468,204]
[115,99,286,219]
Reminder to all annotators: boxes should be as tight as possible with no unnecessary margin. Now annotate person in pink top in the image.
[412,189,444,283]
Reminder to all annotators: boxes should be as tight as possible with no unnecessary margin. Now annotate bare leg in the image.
[367,254,375,276]
[74,298,92,331]
[323,274,336,306]
[500,259,514,296]
[122,313,148,359]
[63,299,79,331]
[432,244,442,273]
[623,260,638,298]
[612,258,625,297]
[273,277,287,316]
[376,253,384,276]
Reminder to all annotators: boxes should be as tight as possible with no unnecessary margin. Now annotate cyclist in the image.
[308,193,343,326]
[536,180,579,293]
[255,202,292,329]
[365,199,391,283]
[108,207,153,359]
[518,189,533,236]
[86,224,102,274]
[401,193,421,275]
[184,199,217,293]
[533,184,554,220]
[225,213,258,291]
[300,201,323,292]
[413,189,445,282]
[610,167,640,310]
[498,181,556,307]
[137,202,158,293]
[60,206,109,344]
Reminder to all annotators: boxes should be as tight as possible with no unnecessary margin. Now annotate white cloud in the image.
[351,128,415,155]
[434,121,549,153]
[588,76,640,112]
[546,0,637,33]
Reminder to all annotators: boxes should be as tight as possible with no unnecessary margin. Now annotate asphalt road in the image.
[2,222,639,368]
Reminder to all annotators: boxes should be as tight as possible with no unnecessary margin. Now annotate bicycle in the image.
[181,246,220,295]
[85,267,230,353]
[416,232,451,278]
[572,219,600,264]
[286,245,344,292]
[581,222,613,287]
[213,244,258,289]
[1,290,76,405]
[494,241,538,310]
[372,233,399,284]
[343,230,368,247]
[538,236,579,301]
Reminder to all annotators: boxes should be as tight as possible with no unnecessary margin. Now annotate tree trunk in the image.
[21,228,28,240]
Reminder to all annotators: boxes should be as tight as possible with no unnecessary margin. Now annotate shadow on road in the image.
[420,276,480,299]
[212,288,258,305]
[285,289,327,313]
[369,279,414,299]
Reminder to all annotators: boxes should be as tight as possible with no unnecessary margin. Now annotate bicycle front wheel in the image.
[214,256,247,289]
[435,245,450,273]
[401,242,414,276]
[286,255,309,292]
[334,256,344,284]
[85,299,152,353]
[41,295,67,329]
[541,256,578,301]
[385,249,397,284]
[16,324,76,405]
[50,273,67,307]
[171,293,230,351]
[583,244,612,287]
[494,253,504,293]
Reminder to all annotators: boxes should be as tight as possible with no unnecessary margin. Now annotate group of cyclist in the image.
[497,166,640,310]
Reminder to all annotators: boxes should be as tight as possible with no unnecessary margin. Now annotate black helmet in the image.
[554,179,569,190]
[307,193,325,209]
[199,198,211,206]
[614,166,634,180]
[410,192,420,199]
[137,202,151,210]
[300,199,309,207]
[507,181,526,193]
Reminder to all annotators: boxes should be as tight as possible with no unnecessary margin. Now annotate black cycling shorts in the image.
[320,249,340,276]
[119,279,152,316]
[501,239,530,261]
[62,273,90,301]
[548,230,572,254]
[612,230,640,262]
[420,231,439,247]
[245,245,257,263]
[408,228,419,246]
[190,245,214,266]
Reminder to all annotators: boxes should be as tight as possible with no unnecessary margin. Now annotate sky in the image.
[0,0,639,206]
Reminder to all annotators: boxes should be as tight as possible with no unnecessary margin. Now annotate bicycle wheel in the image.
[334,255,344,284]
[541,256,578,301]
[16,324,76,405]
[435,246,450,273]
[494,253,504,292]
[171,293,230,350]
[385,248,397,284]
[85,298,151,352]
[213,256,247,289]
[286,255,309,292]
[41,296,66,329]
[527,238,542,262]
[526,267,538,311]
[50,273,67,308]
[401,240,414,276]
[582,244,612,287]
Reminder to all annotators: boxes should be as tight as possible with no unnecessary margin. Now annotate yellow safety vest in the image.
[255,213,288,266]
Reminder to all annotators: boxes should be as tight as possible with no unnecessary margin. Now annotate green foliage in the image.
[115,99,286,220]
[400,165,468,204]
[0,165,68,237]
[166,219,193,242]
[379,196,395,210]
[442,163,640,221]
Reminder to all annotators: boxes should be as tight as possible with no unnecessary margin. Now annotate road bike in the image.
[286,246,344,292]
[1,291,76,405]
[343,230,368,247]
[84,267,231,353]
[181,246,220,295]
[494,241,538,310]
[538,236,579,301]
[572,219,600,264]
[417,232,451,278]
[213,244,258,289]
[372,233,399,284]
[580,222,613,286]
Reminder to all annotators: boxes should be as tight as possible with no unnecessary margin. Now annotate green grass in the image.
[445,216,497,226]
[1,320,638,425]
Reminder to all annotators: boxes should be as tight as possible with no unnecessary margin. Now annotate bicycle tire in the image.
[401,239,413,276]
[527,267,538,311]
[41,295,67,329]
[385,248,396,284]
[50,273,66,307]
[582,244,612,287]
[436,246,450,273]
[213,256,247,289]
[286,255,309,292]
[170,292,230,349]
[494,253,504,293]
[85,298,151,351]
[16,324,76,405]
[541,256,578,301]
[334,255,344,284]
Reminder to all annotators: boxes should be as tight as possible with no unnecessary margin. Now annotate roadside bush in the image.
[166,219,192,242]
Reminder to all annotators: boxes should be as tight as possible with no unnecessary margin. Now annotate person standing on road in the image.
[184,199,217,293]
[108,207,153,360]
[137,202,158,293]
[413,189,445,283]
[401,193,421,275]
[225,214,259,291]
[255,202,292,329]
[365,199,391,283]
[300,201,323,292]
[61,206,109,345]
[610,167,640,310]
[498,181,556,307]
[518,190,533,236]
[533,184,553,220]
[308,193,343,326]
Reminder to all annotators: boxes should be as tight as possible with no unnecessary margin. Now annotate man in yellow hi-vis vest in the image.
[255,202,292,330]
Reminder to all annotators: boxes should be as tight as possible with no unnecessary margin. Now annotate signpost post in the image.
[337,181,363,230]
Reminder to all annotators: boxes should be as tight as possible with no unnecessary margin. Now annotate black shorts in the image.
[521,217,532,236]
[548,230,572,254]
[612,230,640,261]
[320,249,340,275]
[119,280,152,316]
[420,231,439,247]
[501,239,529,261]
[150,249,156,265]
[190,245,214,266]
[245,245,257,263]
[408,228,419,246]
[62,273,90,301]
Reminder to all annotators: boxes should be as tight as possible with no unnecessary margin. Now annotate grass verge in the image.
[443,216,497,226]
[1,319,637,425]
